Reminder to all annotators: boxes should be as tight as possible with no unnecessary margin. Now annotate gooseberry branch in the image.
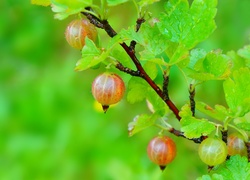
[82,9,208,144]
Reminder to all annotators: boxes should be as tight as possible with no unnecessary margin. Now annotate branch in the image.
[189,84,195,116]
[246,141,250,162]
[82,9,210,142]
[169,128,207,143]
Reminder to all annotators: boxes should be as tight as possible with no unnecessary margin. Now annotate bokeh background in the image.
[1,0,250,179]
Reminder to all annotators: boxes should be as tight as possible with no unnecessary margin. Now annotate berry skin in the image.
[147,136,176,170]
[198,137,228,166]
[65,19,97,50]
[92,73,125,112]
[227,133,247,156]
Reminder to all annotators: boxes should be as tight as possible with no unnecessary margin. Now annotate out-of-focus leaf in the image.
[223,68,250,117]
[234,112,250,132]
[107,0,129,6]
[31,0,51,6]
[237,45,250,67]
[51,0,92,20]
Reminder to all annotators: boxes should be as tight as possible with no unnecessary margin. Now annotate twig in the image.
[82,9,209,142]
[189,84,195,116]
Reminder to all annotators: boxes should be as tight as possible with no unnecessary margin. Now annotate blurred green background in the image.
[1,0,250,179]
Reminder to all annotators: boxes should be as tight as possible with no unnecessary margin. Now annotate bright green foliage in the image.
[127,77,148,104]
[198,155,250,180]
[107,0,129,6]
[180,104,215,138]
[128,113,159,137]
[157,0,217,64]
[31,0,50,6]
[196,102,228,122]
[234,112,250,132]
[51,0,93,19]
[237,45,250,67]
[75,38,104,71]
[138,0,160,7]
[223,68,250,117]
[187,50,231,81]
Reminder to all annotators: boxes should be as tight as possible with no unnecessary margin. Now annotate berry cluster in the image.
[64,18,249,170]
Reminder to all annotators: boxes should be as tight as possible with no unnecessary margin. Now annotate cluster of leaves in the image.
[32,0,250,179]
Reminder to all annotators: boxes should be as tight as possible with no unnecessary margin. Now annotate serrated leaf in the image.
[234,112,250,132]
[128,113,159,137]
[107,0,129,6]
[127,77,148,103]
[119,24,169,63]
[217,155,250,180]
[196,102,228,122]
[180,104,215,138]
[51,0,92,20]
[75,38,106,71]
[158,0,217,50]
[31,0,51,6]
[223,68,250,116]
[186,50,231,81]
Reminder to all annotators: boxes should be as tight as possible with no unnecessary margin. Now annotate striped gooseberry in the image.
[147,136,176,170]
[198,137,228,166]
[65,19,97,50]
[91,72,125,112]
[227,133,247,156]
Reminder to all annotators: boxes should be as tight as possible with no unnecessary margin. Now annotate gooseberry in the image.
[147,136,176,170]
[91,72,125,112]
[227,133,247,156]
[65,19,97,50]
[198,137,227,166]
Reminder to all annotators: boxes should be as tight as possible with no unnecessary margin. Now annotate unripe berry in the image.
[147,136,176,170]
[92,73,125,112]
[198,137,228,166]
[227,133,247,156]
[65,19,97,50]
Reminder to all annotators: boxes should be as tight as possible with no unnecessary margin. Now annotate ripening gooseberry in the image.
[198,137,228,166]
[147,136,176,170]
[227,133,247,156]
[91,72,125,112]
[65,19,97,50]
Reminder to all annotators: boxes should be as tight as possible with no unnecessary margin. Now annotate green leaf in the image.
[196,102,228,122]
[127,77,148,104]
[31,0,51,6]
[223,68,250,116]
[158,0,217,49]
[143,62,158,80]
[128,113,159,137]
[217,155,250,180]
[197,174,224,180]
[75,38,106,71]
[51,0,92,20]
[180,104,215,138]
[119,23,169,65]
[227,51,246,72]
[237,45,250,67]
[107,0,129,6]
[234,112,250,132]
[138,0,160,8]
[197,156,250,180]
[186,50,231,81]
